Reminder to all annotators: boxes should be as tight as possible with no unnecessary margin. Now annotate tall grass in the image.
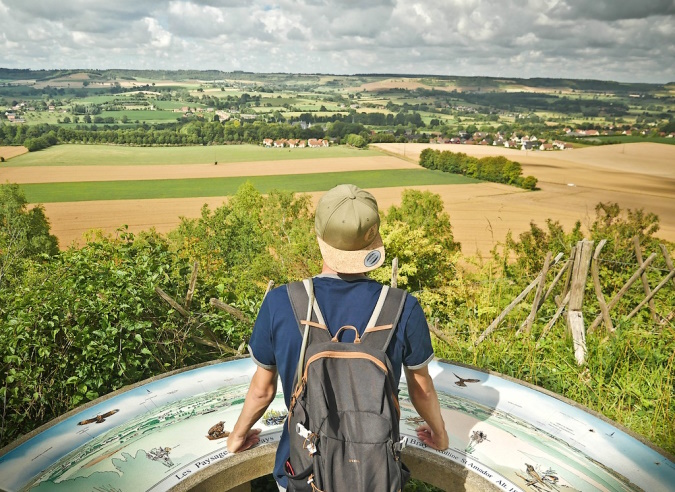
[428,260,675,454]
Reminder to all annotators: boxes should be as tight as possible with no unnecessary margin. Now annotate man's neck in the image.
[321,262,367,279]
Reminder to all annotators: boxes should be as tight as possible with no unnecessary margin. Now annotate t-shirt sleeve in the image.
[402,296,434,370]
[248,294,277,370]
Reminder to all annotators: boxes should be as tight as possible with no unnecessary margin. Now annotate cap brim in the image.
[317,233,385,274]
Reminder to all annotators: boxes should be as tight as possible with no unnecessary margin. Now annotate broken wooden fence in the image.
[474,238,675,365]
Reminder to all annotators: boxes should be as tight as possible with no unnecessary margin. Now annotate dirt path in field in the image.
[2,156,418,183]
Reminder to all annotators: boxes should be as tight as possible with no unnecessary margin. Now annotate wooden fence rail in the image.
[473,238,674,365]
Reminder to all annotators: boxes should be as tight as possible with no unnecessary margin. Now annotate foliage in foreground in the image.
[1,183,673,458]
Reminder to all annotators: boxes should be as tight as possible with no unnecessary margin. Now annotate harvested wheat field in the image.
[3,156,418,184]
[373,142,675,255]
[0,146,28,160]
[30,142,675,255]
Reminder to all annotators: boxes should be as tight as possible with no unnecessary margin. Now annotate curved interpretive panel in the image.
[0,358,673,492]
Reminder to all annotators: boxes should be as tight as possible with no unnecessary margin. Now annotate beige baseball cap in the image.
[315,184,385,273]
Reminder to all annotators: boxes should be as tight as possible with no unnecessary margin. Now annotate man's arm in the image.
[227,366,278,453]
[404,365,449,450]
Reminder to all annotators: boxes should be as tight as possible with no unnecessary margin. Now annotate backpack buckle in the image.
[393,436,408,454]
[296,423,318,455]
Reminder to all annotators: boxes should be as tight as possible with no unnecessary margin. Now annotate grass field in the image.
[19,169,479,203]
[5,144,383,167]
[101,110,182,122]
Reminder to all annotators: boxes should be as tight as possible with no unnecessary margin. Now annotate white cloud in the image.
[0,0,672,83]
[144,17,172,48]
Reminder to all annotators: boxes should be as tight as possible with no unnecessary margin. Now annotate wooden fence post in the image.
[475,252,563,345]
[519,251,552,335]
[558,245,576,307]
[567,240,594,365]
[590,240,613,333]
[391,257,399,288]
[659,244,675,325]
[625,270,675,320]
[659,244,675,289]
[185,261,199,310]
[633,236,657,322]
[588,253,657,332]
[155,286,189,318]
[263,280,275,300]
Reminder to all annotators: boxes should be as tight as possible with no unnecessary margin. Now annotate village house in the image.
[307,138,329,148]
[540,143,554,151]
[274,139,287,148]
[262,138,273,147]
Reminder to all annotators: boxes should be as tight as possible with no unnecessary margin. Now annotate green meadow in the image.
[5,144,384,167]
[19,169,479,203]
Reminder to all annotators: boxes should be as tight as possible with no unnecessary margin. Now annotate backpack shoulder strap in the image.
[288,278,332,387]
[361,286,407,351]
[287,279,329,331]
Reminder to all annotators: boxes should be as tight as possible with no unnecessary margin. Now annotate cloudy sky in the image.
[1,0,674,84]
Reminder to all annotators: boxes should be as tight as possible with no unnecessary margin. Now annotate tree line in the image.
[0,120,363,150]
[418,148,538,190]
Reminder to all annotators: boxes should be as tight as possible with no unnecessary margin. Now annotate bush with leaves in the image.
[372,189,460,291]
[0,184,58,294]
[170,182,321,300]
[1,183,673,456]
[0,229,254,446]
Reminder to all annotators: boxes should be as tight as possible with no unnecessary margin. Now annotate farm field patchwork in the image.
[3,144,382,167]
[1,156,419,184]
[8,142,675,255]
[18,169,479,203]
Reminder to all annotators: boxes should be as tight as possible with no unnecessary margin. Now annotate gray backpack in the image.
[284,278,411,492]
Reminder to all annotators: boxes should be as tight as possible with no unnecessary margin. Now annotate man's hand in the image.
[226,366,277,454]
[227,428,262,453]
[415,424,449,451]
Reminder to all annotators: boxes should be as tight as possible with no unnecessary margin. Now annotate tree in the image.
[345,133,367,148]
[374,190,461,290]
[0,184,58,289]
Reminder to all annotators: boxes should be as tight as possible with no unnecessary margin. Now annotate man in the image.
[227,184,448,490]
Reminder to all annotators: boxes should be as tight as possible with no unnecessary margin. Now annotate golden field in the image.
[6,142,673,255]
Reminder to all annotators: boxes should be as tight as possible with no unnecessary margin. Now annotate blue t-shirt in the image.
[248,274,434,487]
